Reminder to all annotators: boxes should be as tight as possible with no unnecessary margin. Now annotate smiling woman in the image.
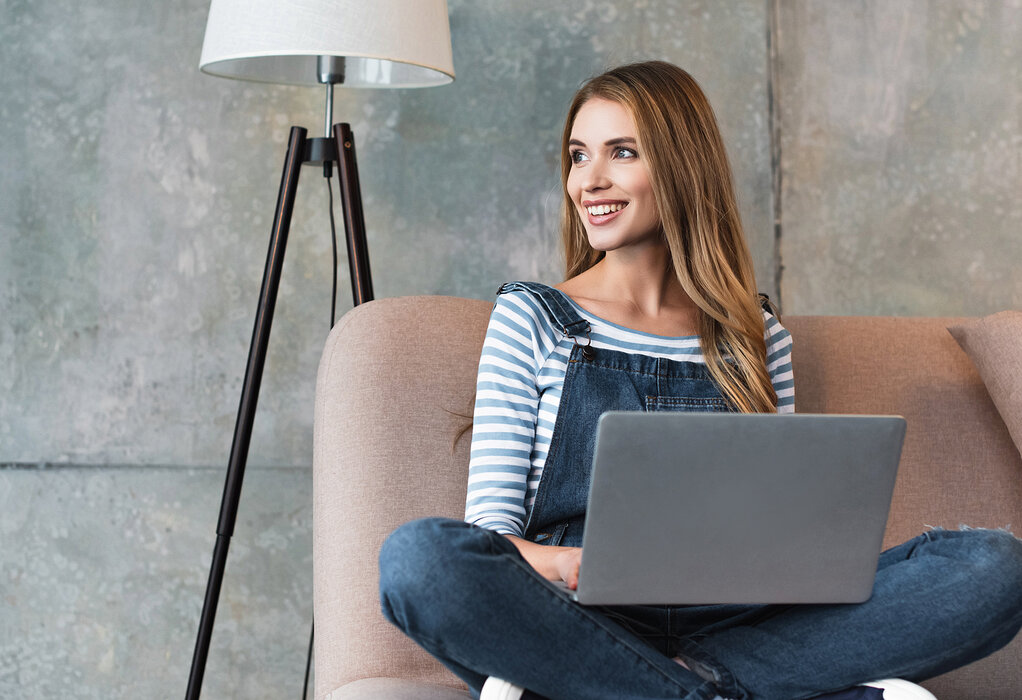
[558,63,776,414]
[376,60,1022,700]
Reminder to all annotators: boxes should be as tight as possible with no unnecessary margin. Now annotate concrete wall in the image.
[776,0,1022,315]
[0,0,1018,697]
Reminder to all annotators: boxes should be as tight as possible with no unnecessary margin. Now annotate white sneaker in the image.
[480,677,526,700]
[862,678,938,699]
[478,677,933,700]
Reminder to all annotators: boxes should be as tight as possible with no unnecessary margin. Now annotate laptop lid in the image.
[573,412,905,605]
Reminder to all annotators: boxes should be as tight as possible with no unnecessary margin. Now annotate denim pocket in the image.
[531,522,568,546]
[645,395,731,412]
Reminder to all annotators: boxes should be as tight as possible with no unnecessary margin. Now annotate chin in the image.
[585,235,612,251]
[585,231,656,253]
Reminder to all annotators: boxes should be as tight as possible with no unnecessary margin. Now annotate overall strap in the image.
[497,281,591,338]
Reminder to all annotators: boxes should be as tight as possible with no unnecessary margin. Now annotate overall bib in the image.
[496,282,733,551]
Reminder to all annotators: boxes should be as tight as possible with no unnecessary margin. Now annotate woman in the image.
[379,61,1022,700]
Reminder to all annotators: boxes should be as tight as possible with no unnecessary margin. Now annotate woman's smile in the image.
[583,200,628,225]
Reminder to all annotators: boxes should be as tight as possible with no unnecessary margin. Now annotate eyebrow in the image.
[568,137,638,148]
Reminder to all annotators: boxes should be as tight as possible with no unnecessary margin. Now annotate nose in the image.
[581,157,611,193]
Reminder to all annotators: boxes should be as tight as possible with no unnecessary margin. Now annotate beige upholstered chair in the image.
[313,296,1022,700]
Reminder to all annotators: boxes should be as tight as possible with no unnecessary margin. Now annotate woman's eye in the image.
[615,147,637,159]
[570,150,589,165]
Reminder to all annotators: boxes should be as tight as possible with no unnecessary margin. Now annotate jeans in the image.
[379,518,1022,700]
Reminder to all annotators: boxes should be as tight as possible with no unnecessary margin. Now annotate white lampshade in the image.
[199,0,455,88]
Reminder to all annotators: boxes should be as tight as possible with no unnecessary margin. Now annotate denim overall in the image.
[378,282,1022,700]
[496,282,732,550]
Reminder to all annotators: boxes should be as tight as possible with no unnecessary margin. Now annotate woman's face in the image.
[566,98,661,253]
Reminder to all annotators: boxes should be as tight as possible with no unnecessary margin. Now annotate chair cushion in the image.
[948,311,1022,458]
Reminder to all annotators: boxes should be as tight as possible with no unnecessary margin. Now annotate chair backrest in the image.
[783,315,1022,549]
[314,296,492,697]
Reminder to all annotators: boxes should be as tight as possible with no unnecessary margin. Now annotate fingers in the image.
[566,549,582,589]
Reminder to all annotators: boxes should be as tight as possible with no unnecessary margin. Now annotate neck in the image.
[589,244,691,315]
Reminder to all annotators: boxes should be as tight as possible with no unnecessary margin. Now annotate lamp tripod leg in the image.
[333,123,374,305]
[186,126,309,700]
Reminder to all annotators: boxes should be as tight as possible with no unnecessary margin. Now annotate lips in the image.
[582,200,628,225]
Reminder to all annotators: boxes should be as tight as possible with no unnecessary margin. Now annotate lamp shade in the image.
[199,0,455,88]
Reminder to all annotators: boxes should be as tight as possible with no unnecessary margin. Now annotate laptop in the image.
[558,412,906,605]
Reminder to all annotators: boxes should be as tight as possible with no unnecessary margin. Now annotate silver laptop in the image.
[561,412,905,605]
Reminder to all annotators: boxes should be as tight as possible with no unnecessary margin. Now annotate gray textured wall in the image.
[776,0,1022,315]
[0,0,1019,697]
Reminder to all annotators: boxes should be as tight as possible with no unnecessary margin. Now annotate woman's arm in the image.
[465,293,553,536]
[764,311,795,413]
[504,535,582,588]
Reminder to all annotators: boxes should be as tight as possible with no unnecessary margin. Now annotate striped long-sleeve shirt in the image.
[465,289,795,537]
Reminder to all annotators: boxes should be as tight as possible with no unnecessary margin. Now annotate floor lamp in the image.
[187,2,454,698]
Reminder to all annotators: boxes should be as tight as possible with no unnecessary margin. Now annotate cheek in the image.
[627,169,654,199]
[633,193,661,230]
[631,175,658,220]
[565,173,581,202]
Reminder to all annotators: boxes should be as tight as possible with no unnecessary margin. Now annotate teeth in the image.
[586,203,625,216]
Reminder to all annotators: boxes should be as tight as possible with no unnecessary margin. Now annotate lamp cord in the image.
[327,172,339,329]
[302,622,314,700]
[302,167,339,700]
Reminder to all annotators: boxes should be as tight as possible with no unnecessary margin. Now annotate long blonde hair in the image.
[560,61,776,413]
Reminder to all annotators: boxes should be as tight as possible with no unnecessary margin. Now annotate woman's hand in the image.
[550,546,582,589]
[504,535,582,588]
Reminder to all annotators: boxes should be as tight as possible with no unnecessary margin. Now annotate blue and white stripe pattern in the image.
[465,290,795,537]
